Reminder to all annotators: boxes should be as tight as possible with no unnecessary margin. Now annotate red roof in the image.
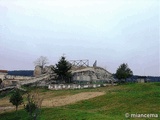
[0,70,8,73]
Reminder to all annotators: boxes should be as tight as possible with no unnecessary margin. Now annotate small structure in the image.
[137,76,147,83]
[93,60,97,67]
[0,70,8,81]
[34,65,43,77]
[70,59,89,67]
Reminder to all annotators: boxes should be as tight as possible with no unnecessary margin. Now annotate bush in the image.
[9,89,23,111]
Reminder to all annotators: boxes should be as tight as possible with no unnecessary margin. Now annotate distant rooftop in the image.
[0,70,8,73]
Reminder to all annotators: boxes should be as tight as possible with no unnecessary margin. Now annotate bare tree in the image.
[25,90,43,120]
[34,56,49,68]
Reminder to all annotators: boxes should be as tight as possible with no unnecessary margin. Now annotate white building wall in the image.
[0,73,7,80]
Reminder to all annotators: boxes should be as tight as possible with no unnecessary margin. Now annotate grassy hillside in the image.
[0,83,160,120]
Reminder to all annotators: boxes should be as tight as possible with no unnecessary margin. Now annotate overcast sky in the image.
[0,0,159,76]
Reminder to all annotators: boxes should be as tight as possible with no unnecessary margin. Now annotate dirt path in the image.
[0,106,15,113]
[0,92,105,113]
[42,92,105,107]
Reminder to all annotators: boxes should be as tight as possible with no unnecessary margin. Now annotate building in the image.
[0,70,8,81]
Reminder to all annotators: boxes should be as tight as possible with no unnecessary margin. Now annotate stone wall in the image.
[3,80,20,87]
[33,64,115,84]
[0,74,6,81]
[34,65,55,78]
[43,65,54,74]
[48,83,112,90]
[71,66,115,82]
[0,72,7,81]
[34,65,43,77]
[5,75,33,80]
[19,74,50,85]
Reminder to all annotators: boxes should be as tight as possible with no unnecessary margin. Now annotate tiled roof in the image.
[0,70,8,73]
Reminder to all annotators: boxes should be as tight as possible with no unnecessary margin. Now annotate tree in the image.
[25,92,43,120]
[0,79,2,84]
[115,63,133,83]
[9,89,23,111]
[34,56,49,68]
[0,79,2,88]
[54,56,72,83]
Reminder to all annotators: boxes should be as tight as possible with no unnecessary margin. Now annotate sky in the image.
[0,0,159,76]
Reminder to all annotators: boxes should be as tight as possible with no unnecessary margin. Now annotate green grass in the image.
[0,83,160,120]
[0,89,26,99]
[0,90,15,99]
